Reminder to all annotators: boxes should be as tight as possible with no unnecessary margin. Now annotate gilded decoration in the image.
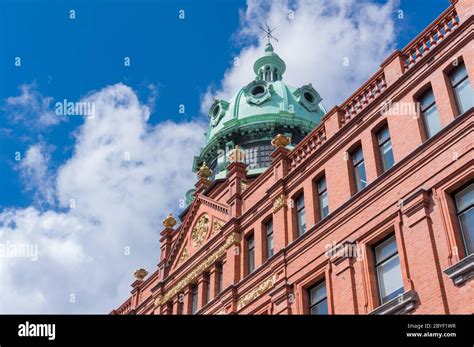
[197,162,213,181]
[241,180,248,193]
[237,274,277,310]
[154,233,239,307]
[133,268,148,280]
[212,220,224,235]
[178,247,189,263]
[191,214,210,248]
[271,134,290,148]
[272,195,287,213]
[162,213,177,229]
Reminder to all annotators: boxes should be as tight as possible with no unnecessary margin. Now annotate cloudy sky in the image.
[0,0,450,313]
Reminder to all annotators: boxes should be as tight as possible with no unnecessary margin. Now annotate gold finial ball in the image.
[134,268,148,280]
[271,134,291,148]
[228,145,246,163]
[197,161,213,180]
[162,213,177,229]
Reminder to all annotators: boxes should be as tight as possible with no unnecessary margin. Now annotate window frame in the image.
[316,175,329,220]
[308,280,328,315]
[418,87,442,139]
[453,183,474,256]
[265,218,274,259]
[216,263,223,296]
[350,145,367,193]
[191,284,199,314]
[295,193,307,237]
[449,61,474,116]
[246,233,255,275]
[373,235,404,305]
[375,123,394,173]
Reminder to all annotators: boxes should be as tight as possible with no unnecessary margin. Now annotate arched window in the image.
[272,69,278,81]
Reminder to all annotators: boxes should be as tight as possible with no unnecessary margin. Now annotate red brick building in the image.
[113,0,473,315]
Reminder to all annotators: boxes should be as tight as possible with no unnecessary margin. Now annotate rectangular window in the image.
[419,88,442,139]
[376,124,394,173]
[204,273,210,305]
[351,146,367,193]
[374,235,404,304]
[191,285,198,314]
[296,194,306,236]
[265,219,274,259]
[317,176,329,220]
[308,281,328,315]
[454,183,474,255]
[450,62,474,115]
[247,234,255,274]
[216,263,223,295]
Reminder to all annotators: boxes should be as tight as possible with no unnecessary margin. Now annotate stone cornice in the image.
[369,290,418,315]
[444,253,474,286]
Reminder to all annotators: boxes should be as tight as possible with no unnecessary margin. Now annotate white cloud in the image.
[0,83,206,313]
[4,82,64,128]
[202,0,397,113]
[18,144,56,206]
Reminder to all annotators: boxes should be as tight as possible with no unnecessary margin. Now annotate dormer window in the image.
[250,85,265,97]
[208,99,229,127]
[304,92,315,103]
[295,84,322,112]
[244,80,272,105]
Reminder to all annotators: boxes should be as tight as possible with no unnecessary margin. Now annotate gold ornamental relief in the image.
[178,247,189,264]
[272,195,287,213]
[212,220,224,235]
[191,214,210,248]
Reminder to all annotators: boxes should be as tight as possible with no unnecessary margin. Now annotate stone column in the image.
[223,232,241,288]
[400,189,448,313]
[226,162,248,218]
[328,241,359,314]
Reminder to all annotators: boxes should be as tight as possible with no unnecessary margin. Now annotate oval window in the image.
[212,105,220,118]
[251,85,265,97]
[304,91,315,103]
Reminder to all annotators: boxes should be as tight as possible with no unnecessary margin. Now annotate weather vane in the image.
[260,22,278,44]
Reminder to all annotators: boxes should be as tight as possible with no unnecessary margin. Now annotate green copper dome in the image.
[192,43,326,180]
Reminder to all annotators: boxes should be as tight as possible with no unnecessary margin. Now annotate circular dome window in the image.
[251,85,266,97]
[212,105,220,118]
[304,91,315,103]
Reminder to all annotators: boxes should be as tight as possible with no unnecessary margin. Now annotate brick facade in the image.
[113,0,473,316]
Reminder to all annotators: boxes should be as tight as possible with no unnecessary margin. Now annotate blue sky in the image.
[0,0,453,313]
[0,0,450,209]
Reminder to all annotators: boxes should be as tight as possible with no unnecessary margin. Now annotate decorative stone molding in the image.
[444,253,474,286]
[272,195,287,213]
[369,290,418,315]
[325,240,360,266]
[178,247,189,264]
[154,233,239,307]
[191,214,210,248]
[237,274,277,310]
[212,220,224,235]
[214,308,226,315]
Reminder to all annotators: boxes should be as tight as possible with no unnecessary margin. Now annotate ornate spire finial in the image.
[197,161,213,180]
[271,134,291,148]
[162,213,177,229]
[134,268,148,281]
[228,145,246,163]
[260,22,279,45]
